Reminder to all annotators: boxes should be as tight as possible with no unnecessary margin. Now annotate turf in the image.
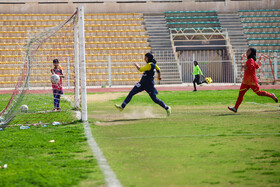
[0,93,77,125]
[0,89,279,186]
[0,122,105,187]
[89,89,280,186]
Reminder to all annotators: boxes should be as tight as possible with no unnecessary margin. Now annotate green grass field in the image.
[89,89,280,186]
[1,89,280,186]
[0,93,77,125]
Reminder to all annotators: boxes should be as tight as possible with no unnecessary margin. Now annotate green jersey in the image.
[192,65,203,76]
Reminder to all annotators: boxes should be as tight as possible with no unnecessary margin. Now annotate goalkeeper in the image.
[51,59,64,111]
[192,61,207,92]
[115,53,171,116]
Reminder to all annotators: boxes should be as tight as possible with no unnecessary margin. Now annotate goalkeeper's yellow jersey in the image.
[192,65,203,76]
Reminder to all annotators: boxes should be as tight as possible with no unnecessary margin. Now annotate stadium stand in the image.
[163,11,234,83]
[164,10,223,49]
[238,9,280,54]
[0,0,279,86]
[0,13,151,87]
[143,13,182,84]
[165,11,219,26]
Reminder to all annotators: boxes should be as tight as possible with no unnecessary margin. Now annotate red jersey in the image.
[52,68,63,91]
[242,58,259,85]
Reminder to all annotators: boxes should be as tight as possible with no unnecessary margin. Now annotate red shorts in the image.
[240,83,260,93]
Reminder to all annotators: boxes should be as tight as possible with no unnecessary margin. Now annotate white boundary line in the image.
[83,121,122,187]
[95,133,280,140]
[81,101,279,186]
[247,102,280,109]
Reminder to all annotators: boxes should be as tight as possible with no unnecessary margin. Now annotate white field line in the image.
[95,133,280,140]
[83,121,122,187]
[247,102,280,109]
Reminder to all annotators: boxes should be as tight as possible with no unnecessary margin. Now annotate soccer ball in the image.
[50,74,60,84]
[205,77,212,84]
[20,105,28,113]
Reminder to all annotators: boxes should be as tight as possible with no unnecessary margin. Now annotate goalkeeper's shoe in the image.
[272,93,278,103]
[166,107,171,117]
[228,106,237,113]
[115,104,123,111]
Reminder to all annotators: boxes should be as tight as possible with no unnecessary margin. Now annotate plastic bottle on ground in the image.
[52,121,61,126]
[20,126,30,130]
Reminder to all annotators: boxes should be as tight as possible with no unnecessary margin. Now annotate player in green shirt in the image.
[192,61,207,92]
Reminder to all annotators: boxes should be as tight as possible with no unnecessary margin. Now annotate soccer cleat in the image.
[166,107,171,117]
[228,106,237,113]
[272,93,278,103]
[115,104,123,111]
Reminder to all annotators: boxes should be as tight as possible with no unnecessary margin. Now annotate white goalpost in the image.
[77,6,88,122]
[0,6,87,125]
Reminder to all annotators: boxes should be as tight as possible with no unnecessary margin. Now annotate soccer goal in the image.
[241,53,278,84]
[0,6,87,126]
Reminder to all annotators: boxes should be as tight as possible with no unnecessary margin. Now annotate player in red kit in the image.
[228,48,278,113]
[51,59,64,111]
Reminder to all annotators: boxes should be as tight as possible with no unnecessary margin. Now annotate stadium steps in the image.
[144,13,182,84]
[144,14,173,51]
[218,12,249,83]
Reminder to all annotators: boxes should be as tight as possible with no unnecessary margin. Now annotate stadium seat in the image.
[239,9,280,53]
[0,12,149,88]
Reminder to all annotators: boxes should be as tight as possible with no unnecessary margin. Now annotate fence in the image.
[1,51,279,89]
[177,49,234,83]
[179,60,234,83]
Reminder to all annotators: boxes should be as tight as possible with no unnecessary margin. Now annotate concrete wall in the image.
[0,0,279,14]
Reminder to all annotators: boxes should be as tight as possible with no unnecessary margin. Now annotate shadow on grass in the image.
[107,117,163,122]
[263,110,280,113]
[215,113,241,116]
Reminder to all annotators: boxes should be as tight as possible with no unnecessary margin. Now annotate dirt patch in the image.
[89,105,165,126]
[94,120,132,126]
[87,92,127,103]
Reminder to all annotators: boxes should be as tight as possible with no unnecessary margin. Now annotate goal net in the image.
[0,7,87,126]
[241,53,276,84]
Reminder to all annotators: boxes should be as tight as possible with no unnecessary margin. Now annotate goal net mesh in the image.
[0,10,79,126]
[241,53,276,84]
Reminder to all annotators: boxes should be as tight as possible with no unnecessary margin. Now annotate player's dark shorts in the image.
[134,81,158,95]
[53,89,63,95]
